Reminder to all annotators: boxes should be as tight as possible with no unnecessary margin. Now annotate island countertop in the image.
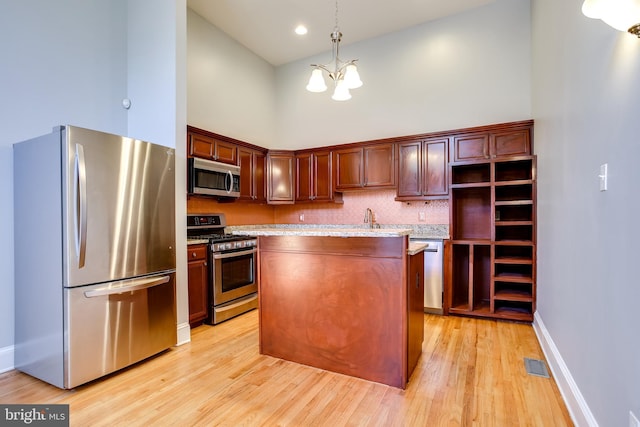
[230,227,413,238]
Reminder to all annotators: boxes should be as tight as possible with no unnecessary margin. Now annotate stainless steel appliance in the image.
[14,125,176,389]
[187,157,240,198]
[187,214,258,324]
[410,238,444,314]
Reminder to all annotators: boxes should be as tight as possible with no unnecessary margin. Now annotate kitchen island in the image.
[231,228,425,389]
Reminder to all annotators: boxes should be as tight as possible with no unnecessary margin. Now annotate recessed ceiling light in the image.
[295,25,308,35]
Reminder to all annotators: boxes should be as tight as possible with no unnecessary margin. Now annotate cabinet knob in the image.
[192,252,197,258]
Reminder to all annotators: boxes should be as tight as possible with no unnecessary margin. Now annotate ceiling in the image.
[187,0,496,66]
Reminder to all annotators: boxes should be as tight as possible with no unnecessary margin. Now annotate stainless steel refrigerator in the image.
[13,125,177,389]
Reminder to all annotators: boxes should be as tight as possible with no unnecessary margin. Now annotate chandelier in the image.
[305,0,363,101]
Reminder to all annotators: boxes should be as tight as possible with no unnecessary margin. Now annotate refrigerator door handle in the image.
[74,143,87,268]
[83,275,171,298]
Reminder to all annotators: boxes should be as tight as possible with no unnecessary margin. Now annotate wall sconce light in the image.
[582,0,640,36]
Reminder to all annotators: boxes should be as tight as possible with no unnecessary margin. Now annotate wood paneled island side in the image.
[233,228,424,389]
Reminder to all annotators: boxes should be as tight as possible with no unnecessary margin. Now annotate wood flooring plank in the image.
[0,311,573,426]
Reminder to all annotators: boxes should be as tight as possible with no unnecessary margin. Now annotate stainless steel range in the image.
[187,214,258,324]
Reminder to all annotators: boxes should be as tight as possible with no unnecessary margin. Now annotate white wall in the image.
[275,0,532,149]
[187,9,277,148]
[0,0,186,371]
[127,0,189,344]
[532,1,640,426]
[0,0,129,369]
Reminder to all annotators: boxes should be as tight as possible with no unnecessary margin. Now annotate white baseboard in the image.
[176,322,191,346]
[533,312,598,427]
[0,345,14,374]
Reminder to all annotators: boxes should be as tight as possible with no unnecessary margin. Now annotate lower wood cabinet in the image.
[187,244,208,327]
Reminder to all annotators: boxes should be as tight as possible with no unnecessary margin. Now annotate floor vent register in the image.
[524,358,550,378]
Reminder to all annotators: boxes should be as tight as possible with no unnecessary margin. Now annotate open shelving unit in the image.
[447,155,536,322]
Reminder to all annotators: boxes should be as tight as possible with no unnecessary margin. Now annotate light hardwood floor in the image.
[0,311,573,426]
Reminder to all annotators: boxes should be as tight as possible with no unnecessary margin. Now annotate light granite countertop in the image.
[407,242,428,255]
[227,223,449,239]
[230,227,413,238]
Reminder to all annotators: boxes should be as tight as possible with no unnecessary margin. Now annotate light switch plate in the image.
[599,163,608,191]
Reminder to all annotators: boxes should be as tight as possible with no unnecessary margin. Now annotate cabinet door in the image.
[313,151,333,201]
[295,152,313,202]
[214,139,238,165]
[423,138,448,197]
[189,133,215,160]
[253,152,266,202]
[364,143,395,188]
[397,141,422,197]
[239,148,266,202]
[239,148,255,201]
[491,129,531,158]
[334,148,364,190]
[187,245,208,326]
[188,132,237,164]
[451,133,489,162]
[267,152,295,203]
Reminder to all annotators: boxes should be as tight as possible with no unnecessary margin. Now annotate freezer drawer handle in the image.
[84,275,170,298]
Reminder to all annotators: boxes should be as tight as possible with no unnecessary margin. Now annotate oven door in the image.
[212,247,257,305]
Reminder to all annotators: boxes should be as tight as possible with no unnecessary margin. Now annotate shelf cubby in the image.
[452,187,491,240]
[451,163,490,185]
[495,159,533,182]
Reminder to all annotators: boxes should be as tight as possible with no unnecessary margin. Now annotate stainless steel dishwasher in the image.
[410,238,444,314]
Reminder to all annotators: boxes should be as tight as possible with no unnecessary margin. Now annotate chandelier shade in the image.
[306,0,362,101]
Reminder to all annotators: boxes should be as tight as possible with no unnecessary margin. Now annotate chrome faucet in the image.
[364,208,374,229]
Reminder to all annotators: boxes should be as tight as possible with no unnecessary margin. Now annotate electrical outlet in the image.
[630,411,640,427]
[419,212,426,222]
[299,213,304,222]
[599,163,608,191]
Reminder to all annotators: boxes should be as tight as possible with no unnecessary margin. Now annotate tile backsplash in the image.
[275,189,449,226]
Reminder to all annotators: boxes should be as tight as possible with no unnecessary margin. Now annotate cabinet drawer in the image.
[188,245,208,261]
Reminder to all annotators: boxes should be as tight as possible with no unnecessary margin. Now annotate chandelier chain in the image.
[335,0,339,30]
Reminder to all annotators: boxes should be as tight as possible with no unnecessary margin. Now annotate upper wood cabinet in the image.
[451,127,531,163]
[267,151,295,204]
[396,137,449,201]
[296,150,335,202]
[334,143,395,191]
[188,131,237,165]
[238,147,266,203]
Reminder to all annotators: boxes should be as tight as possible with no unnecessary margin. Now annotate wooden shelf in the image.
[494,289,532,301]
[495,220,533,226]
[494,257,533,264]
[448,128,536,323]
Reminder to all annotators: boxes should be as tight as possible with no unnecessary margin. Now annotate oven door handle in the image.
[212,248,257,259]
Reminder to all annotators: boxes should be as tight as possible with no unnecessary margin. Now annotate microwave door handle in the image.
[74,143,87,268]
[225,170,233,194]
[83,275,171,298]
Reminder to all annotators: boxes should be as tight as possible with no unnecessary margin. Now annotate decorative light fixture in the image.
[306,0,362,101]
[582,0,640,36]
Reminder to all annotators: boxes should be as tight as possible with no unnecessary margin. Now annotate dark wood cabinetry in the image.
[396,137,449,201]
[334,143,395,191]
[187,244,208,327]
[295,150,337,202]
[188,131,237,165]
[239,147,266,202]
[407,250,424,377]
[267,151,295,204]
[447,123,535,322]
[451,127,531,162]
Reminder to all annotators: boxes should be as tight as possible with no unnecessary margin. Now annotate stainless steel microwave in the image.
[188,157,240,198]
